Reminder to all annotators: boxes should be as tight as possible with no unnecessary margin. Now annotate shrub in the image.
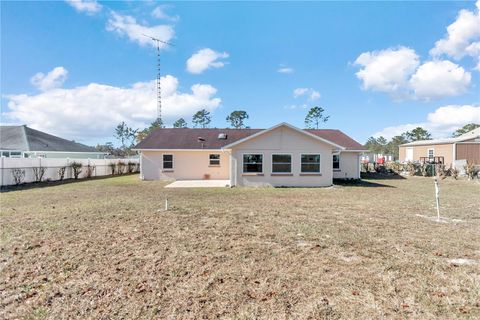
[11,168,25,185]
[32,167,46,182]
[127,161,136,173]
[85,164,96,178]
[406,162,416,176]
[436,164,448,180]
[465,161,478,180]
[420,163,429,177]
[71,162,83,180]
[58,166,67,181]
[109,162,117,175]
[448,166,459,180]
[117,161,126,174]
[385,161,401,174]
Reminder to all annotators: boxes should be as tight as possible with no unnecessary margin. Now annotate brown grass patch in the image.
[1,176,479,319]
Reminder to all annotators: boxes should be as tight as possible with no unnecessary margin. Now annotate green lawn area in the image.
[1,175,479,319]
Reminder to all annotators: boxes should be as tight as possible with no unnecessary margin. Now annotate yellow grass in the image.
[1,175,479,319]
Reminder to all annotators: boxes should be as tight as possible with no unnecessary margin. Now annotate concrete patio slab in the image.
[165,180,230,188]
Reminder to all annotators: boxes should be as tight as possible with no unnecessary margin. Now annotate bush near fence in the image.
[361,160,479,180]
[0,158,140,187]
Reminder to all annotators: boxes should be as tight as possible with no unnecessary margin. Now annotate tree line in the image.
[96,105,478,160]
[97,106,331,155]
[365,123,479,159]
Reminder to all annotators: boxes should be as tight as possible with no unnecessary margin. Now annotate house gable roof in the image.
[0,125,101,153]
[222,122,345,150]
[134,123,366,151]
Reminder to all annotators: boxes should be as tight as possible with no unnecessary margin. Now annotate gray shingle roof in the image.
[0,125,100,153]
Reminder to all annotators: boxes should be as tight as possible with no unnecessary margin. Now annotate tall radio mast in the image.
[143,34,173,125]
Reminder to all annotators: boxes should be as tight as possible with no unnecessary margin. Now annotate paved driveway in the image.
[165,180,230,188]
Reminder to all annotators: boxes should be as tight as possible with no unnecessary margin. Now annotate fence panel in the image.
[0,158,139,187]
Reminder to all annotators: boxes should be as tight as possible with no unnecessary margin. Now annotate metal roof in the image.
[399,128,480,147]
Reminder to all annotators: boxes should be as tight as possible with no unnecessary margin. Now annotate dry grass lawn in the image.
[1,175,479,319]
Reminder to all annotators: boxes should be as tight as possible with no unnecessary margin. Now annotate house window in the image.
[1,151,9,157]
[301,154,321,173]
[243,154,263,173]
[333,155,340,170]
[163,154,173,170]
[272,154,291,173]
[209,154,220,166]
[428,149,434,159]
[10,151,22,158]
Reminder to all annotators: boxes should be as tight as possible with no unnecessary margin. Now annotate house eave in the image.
[222,122,346,150]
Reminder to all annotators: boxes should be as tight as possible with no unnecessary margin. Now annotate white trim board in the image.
[222,122,345,150]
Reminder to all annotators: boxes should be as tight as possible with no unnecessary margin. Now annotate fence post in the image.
[67,158,70,179]
[0,156,3,187]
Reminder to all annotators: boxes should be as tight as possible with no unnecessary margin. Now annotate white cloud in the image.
[293,88,321,101]
[283,104,308,110]
[186,48,229,74]
[373,104,480,139]
[293,88,309,97]
[309,90,321,101]
[106,12,175,48]
[277,67,294,74]
[410,60,471,99]
[430,0,480,68]
[354,47,472,100]
[4,71,221,143]
[354,46,419,96]
[65,0,102,15]
[151,5,179,22]
[30,67,69,92]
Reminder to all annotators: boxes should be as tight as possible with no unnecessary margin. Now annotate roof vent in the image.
[218,133,227,140]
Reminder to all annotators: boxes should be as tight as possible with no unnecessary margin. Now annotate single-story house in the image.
[398,128,480,167]
[0,125,107,159]
[134,122,367,187]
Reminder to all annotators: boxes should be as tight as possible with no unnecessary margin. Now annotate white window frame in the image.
[333,154,340,170]
[427,148,434,159]
[301,154,321,173]
[271,153,292,173]
[242,153,264,174]
[162,154,174,171]
[209,154,221,166]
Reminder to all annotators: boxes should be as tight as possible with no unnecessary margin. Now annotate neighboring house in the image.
[398,128,480,167]
[134,122,367,187]
[0,125,107,159]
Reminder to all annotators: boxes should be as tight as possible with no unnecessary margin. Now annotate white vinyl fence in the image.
[0,158,140,187]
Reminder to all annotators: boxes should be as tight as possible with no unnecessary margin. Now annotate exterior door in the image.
[406,148,413,161]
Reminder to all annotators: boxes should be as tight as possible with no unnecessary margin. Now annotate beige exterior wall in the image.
[333,152,361,179]
[230,126,336,187]
[399,144,454,166]
[141,150,230,180]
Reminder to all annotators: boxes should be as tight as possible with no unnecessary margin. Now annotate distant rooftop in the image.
[400,128,480,147]
[0,125,101,153]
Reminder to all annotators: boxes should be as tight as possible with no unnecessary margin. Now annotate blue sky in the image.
[1,1,479,146]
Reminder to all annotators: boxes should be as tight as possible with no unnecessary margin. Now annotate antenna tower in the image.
[143,34,173,124]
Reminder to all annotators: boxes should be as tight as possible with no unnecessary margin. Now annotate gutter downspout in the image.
[221,148,235,187]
